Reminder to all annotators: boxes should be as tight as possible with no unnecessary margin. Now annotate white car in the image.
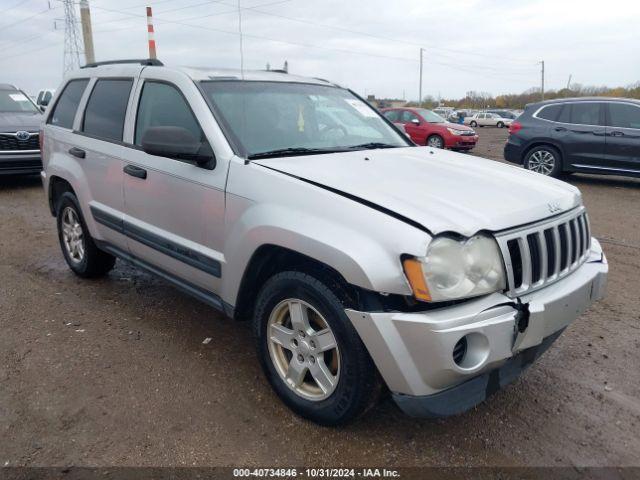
[465,112,513,128]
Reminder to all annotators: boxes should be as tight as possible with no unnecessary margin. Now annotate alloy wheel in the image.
[267,299,340,401]
[427,136,444,148]
[527,150,556,175]
[61,206,85,263]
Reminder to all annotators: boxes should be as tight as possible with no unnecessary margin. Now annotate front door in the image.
[122,76,228,298]
[604,102,640,173]
[552,102,606,168]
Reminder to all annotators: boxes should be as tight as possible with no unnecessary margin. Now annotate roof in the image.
[66,58,339,87]
[528,96,640,107]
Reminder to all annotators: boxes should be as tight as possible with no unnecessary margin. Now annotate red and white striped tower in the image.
[146,6,157,59]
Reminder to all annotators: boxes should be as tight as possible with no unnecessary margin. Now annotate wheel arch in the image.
[47,175,76,216]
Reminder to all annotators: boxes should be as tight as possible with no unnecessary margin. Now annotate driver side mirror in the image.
[141,126,216,170]
[410,118,421,126]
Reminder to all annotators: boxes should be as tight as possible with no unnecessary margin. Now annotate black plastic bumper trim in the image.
[392,328,565,418]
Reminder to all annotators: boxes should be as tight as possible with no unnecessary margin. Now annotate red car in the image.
[381,107,478,151]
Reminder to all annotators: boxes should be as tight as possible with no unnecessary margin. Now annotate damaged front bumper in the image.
[345,238,608,418]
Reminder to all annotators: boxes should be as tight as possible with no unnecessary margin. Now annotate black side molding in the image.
[90,205,221,278]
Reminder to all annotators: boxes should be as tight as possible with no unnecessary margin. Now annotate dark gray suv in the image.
[0,83,42,175]
[504,97,640,178]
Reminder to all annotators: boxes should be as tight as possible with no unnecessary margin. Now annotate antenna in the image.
[62,0,82,72]
[237,0,244,79]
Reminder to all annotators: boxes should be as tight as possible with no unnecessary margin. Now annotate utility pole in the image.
[418,48,424,107]
[62,0,82,72]
[79,0,95,65]
[566,74,572,91]
[540,60,545,101]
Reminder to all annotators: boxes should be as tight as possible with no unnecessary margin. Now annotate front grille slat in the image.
[497,207,591,297]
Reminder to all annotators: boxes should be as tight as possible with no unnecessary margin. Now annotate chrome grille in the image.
[0,132,39,152]
[496,207,591,297]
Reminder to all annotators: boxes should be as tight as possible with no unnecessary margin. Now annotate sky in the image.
[1,0,639,100]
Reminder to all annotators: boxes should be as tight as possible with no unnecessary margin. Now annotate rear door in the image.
[122,72,228,297]
[551,102,606,168]
[72,75,137,251]
[604,102,640,173]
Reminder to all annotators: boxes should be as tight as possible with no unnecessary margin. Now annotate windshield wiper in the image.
[345,142,400,151]
[247,147,342,160]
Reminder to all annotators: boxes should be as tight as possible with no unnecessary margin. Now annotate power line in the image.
[0,5,57,34]
[0,0,32,15]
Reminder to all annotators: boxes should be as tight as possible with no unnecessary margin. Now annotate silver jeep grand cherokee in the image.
[41,59,608,425]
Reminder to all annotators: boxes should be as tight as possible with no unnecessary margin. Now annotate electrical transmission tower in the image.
[62,0,82,72]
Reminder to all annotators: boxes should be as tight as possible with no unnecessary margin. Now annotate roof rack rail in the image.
[267,69,288,74]
[82,58,163,69]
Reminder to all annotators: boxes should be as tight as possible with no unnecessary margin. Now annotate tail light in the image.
[508,121,522,135]
[39,128,44,152]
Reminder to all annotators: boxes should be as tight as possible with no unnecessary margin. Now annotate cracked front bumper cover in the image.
[392,328,563,418]
[345,239,607,418]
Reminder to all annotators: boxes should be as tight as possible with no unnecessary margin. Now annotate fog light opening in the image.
[453,332,490,370]
[453,336,467,366]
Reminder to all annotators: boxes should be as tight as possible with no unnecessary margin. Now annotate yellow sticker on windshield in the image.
[298,106,305,132]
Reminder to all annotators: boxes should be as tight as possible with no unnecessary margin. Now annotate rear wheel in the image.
[524,145,562,177]
[427,134,444,149]
[56,192,115,277]
[253,271,379,426]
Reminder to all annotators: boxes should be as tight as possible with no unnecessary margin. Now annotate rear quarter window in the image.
[82,79,133,141]
[536,104,562,121]
[48,79,89,129]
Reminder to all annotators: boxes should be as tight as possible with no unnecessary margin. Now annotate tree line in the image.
[409,82,640,110]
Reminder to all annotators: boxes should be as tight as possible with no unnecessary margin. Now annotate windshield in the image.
[0,90,39,113]
[200,81,409,158]
[416,109,446,123]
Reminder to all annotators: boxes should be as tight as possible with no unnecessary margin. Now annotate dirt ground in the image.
[1,128,639,468]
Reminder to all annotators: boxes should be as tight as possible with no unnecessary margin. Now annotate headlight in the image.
[403,234,506,302]
[446,127,467,136]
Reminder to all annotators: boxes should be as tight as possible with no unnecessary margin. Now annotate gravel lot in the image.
[1,127,639,468]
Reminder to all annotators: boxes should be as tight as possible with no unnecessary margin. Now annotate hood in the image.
[441,122,474,131]
[0,112,43,132]
[254,146,582,237]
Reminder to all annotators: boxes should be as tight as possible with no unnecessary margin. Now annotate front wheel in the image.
[470,121,478,127]
[253,271,379,426]
[497,121,505,128]
[427,135,444,149]
[524,146,562,177]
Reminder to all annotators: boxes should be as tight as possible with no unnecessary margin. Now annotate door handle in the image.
[68,147,86,159]
[554,126,567,132]
[123,164,147,180]
[610,131,624,137]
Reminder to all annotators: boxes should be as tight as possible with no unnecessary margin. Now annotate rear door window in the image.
[48,79,89,129]
[608,103,640,129]
[82,79,133,141]
[383,110,399,122]
[570,103,602,126]
[537,104,562,121]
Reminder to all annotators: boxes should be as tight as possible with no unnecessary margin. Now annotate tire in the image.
[426,134,444,149]
[253,271,379,426]
[524,145,562,177]
[497,121,504,128]
[470,121,478,127]
[56,192,116,278]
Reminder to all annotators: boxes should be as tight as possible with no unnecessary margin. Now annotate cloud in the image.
[0,0,638,100]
